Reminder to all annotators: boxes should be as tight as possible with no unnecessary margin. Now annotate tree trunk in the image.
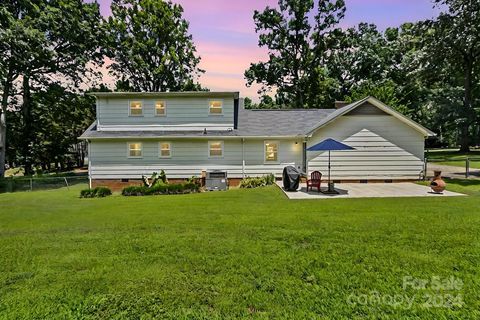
[0,70,13,178]
[460,58,474,152]
[21,74,33,176]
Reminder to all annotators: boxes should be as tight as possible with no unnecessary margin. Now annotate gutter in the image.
[79,135,308,140]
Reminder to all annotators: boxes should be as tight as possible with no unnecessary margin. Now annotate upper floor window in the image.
[155,100,166,116]
[128,142,143,158]
[129,101,143,116]
[209,100,223,115]
[209,141,223,158]
[159,142,171,158]
[265,141,278,162]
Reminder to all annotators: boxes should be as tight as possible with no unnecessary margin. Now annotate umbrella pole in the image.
[328,150,331,191]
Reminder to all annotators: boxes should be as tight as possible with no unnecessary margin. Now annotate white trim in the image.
[264,140,280,164]
[158,141,172,158]
[208,99,224,116]
[241,138,245,178]
[128,100,144,117]
[155,100,167,117]
[127,142,143,158]
[208,140,224,158]
[87,140,92,189]
[366,97,435,137]
[89,163,295,179]
[89,91,239,99]
[97,123,234,131]
[96,101,100,127]
[306,97,435,137]
[81,135,304,140]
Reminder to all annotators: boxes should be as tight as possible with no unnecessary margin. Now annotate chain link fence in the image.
[0,175,89,193]
[425,157,480,179]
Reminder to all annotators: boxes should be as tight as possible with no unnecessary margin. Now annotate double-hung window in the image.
[209,141,223,158]
[159,142,171,158]
[128,142,143,158]
[129,101,143,116]
[209,100,223,115]
[155,100,166,116]
[264,141,279,162]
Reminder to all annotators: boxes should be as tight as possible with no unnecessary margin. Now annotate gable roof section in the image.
[305,96,436,137]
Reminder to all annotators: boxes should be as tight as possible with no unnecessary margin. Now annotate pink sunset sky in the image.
[93,0,443,100]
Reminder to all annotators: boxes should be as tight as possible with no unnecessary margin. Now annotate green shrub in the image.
[80,189,94,198]
[80,187,112,198]
[121,186,147,196]
[95,187,112,197]
[122,182,199,196]
[264,173,275,185]
[239,174,276,189]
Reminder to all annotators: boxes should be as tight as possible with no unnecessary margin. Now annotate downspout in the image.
[242,138,245,178]
[302,138,307,174]
[87,139,92,189]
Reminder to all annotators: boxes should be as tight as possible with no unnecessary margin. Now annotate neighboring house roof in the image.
[80,96,435,139]
[88,91,240,99]
[305,96,436,137]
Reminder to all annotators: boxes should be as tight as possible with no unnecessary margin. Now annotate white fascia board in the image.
[83,135,304,140]
[97,123,234,131]
[306,97,436,138]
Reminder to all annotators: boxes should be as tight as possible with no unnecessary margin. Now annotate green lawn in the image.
[427,148,480,169]
[0,183,479,319]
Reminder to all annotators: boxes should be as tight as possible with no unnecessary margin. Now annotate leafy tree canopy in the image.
[108,0,204,92]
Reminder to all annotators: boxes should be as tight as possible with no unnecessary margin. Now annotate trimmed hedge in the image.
[80,187,112,198]
[239,173,276,189]
[122,182,200,196]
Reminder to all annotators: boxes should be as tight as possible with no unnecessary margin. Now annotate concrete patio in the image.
[276,181,465,200]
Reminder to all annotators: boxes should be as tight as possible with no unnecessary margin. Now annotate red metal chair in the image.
[307,171,322,193]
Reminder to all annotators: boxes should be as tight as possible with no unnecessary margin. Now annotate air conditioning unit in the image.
[205,170,228,191]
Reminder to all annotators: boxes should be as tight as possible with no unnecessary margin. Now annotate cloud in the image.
[89,0,441,101]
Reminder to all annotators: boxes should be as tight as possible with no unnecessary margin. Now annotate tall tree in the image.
[0,0,104,176]
[424,0,480,151]
[245,0,345,108]
[0,0,30,177]
[32,85,97,171]
[322,23,387,98]
[107,0,204,92]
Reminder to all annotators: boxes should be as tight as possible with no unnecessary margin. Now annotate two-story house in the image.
[80,92,434,190]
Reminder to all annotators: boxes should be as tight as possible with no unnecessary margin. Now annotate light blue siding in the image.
[89,138,302,179]
[97,97,234,126]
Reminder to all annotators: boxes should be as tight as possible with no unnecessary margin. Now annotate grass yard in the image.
[427,148,480,169]
[1,182,479,319]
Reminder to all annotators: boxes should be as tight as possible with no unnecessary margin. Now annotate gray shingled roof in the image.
[80,96,435,139]
[236,107,336,136]
[79,107,337,139]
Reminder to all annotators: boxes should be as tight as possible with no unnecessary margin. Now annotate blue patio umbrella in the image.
[307,138,355,193]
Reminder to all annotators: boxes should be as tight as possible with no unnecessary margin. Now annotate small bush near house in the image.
[239,173,276,189]
[80,187,112,198]
[122,182,199,196]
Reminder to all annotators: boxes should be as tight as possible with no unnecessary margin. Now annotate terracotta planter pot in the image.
[430,170,446,193]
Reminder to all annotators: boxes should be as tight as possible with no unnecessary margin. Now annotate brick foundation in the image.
[93,178,418,192]
[92,178,244,192]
